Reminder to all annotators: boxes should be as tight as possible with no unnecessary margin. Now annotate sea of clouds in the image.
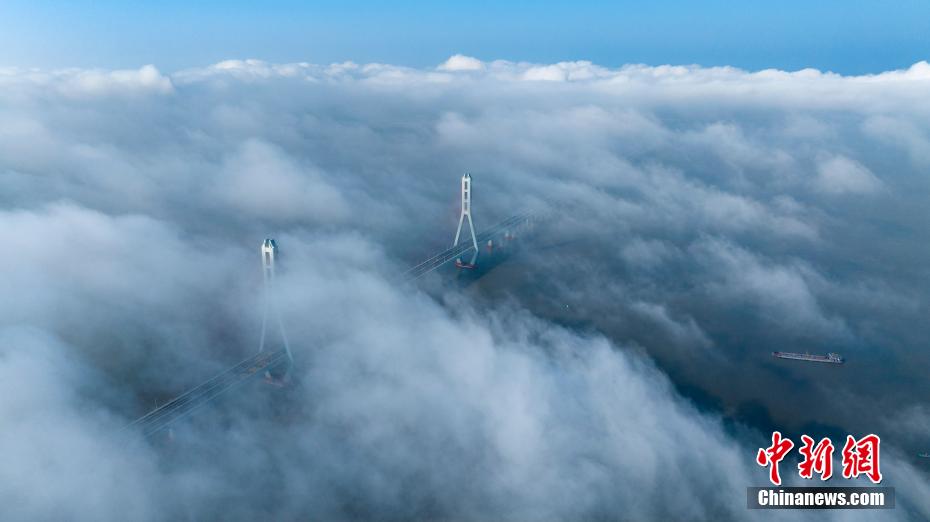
[2,55,930,520]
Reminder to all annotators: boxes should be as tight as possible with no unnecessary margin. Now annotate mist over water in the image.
[2,57,930,520]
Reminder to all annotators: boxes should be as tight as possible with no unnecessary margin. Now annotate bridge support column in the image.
[453,173,479,268]
[260,239,293,368]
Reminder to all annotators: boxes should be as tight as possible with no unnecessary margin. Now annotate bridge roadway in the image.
[130,212,532,437]
[127,348,290,437]
[403,212,533,281]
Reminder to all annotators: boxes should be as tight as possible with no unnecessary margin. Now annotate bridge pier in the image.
[260,239,293,375]
[453,173,479,269]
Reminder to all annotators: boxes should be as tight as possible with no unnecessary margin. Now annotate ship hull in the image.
[772,352,843,364]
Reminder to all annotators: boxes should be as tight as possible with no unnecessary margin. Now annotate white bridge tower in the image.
[259,239,293,364]
[453,173,479,268]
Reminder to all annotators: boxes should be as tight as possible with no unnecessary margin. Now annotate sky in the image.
[1,0,928,73]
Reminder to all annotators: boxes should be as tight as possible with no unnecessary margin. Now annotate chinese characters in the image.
[756,432,882,485]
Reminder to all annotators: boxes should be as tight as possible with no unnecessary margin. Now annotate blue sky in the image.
[1,0,927,73]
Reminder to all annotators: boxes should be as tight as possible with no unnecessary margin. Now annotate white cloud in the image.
[0,328,158,520]
[814,155,883,195]
[218,139,349,223]
[693,238,850,339]
[438,54,484,71]
[75,64,171,94]
[862,115,930,167]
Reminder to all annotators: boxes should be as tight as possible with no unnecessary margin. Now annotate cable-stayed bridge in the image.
[128,173,536,438]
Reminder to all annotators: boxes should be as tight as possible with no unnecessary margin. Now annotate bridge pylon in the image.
[259,239,293,369]
[453,173,479,268]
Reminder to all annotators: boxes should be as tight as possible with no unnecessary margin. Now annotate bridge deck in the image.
[127,348,290,437]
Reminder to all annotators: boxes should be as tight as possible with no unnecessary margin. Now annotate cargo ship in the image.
[772,351,844,364]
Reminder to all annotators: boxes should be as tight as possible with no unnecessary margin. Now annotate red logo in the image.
[757,432,881,485]
[841,434,882,484]
[756,431,794,486]
[797,435,834,480]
